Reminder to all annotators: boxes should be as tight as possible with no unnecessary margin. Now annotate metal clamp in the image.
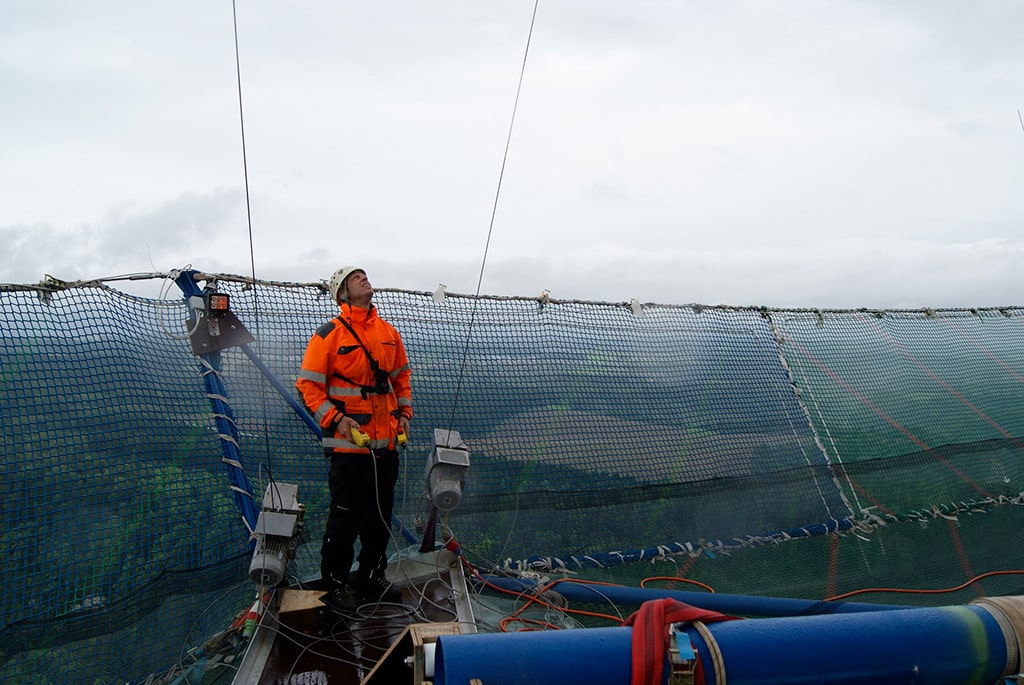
[668,624,697,685]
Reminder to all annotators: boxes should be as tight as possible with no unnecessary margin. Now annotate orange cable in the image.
[824,570,1024,602]
[639,575,716,594]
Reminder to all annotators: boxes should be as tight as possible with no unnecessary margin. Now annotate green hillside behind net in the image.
[2,274,1023,683]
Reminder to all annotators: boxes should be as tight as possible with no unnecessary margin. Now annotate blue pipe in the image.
[434,603,1015,685]
[693,604,1011,685]
[435,627,633,685]
[175,271,259,531]
[479,576,911,617]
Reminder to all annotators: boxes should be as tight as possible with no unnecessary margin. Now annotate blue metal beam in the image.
[174,270,259,531]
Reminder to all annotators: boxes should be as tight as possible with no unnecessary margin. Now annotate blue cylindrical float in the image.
[434,627,633,685]
[480,576,910,617]
[435,602,1017,685]
[696,604,1012,685]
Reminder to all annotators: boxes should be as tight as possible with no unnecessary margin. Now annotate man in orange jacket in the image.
[296,266,413,605]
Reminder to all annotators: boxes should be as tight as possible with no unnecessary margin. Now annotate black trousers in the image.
[321,449,400,586]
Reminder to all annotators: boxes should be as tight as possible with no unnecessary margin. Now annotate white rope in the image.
[693,620,727,685]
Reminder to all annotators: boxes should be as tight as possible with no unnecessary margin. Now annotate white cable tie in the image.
[217,433,239,447]
[206,393,230,403]
[221,457,244,469]
[230,485,255,499]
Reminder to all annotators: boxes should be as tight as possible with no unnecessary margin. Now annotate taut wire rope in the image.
[230,0,278,497]
[445,0,540,435]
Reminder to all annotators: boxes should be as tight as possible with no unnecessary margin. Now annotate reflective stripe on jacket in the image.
[296,302,413,454]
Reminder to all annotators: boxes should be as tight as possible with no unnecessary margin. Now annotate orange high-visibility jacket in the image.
[296,302,413,454]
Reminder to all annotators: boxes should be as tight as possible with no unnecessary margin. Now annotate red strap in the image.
[622,598,739,685]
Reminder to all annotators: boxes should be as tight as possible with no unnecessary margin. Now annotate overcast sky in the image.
[2,1,1023,308]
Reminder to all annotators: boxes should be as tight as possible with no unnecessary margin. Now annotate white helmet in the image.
[328,266,365,303]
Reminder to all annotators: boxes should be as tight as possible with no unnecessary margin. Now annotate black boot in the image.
[321,576,358,612]
[352,574,402,604]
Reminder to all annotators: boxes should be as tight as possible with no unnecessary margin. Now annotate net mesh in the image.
[2,274,1023,683]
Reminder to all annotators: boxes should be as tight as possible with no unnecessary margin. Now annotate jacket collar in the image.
[339,301,376,325]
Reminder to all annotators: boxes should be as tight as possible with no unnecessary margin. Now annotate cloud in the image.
[0,190,243,287]
[2,2,1023,311]
[4,196,1022,310]
[358,237,1024,309]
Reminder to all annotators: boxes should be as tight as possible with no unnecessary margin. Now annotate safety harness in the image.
[332,316,392,399]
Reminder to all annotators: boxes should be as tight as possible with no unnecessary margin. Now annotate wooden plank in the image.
[362,622,463,685]
[279,589,328,614]
[277,589,328,635]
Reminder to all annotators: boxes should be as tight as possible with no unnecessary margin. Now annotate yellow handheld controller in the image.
[350,426,370,447]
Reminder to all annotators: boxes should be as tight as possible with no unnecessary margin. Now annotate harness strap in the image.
[622,598,739,685]
[331,371,390,398]
[336,316,381,370]
[334,316,392,397]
